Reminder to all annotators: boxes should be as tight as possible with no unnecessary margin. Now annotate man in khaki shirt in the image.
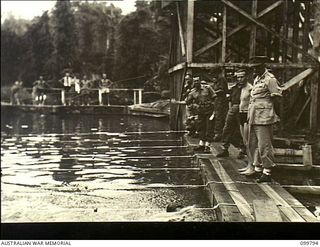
[247,56,282,183]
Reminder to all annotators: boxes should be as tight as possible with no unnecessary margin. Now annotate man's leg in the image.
[194,114,206,152]
[216,106,238,157]
[245,125,263,177]
[255,125,275,183]
[213,99,228,141]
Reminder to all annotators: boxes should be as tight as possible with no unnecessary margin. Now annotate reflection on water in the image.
[1,112,214,222]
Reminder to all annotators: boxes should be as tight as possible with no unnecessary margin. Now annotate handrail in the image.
[21,87,144,106]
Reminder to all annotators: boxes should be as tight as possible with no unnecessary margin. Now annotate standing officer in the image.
[187,77,215,153]
[216,69,247,158]
[212,67,229,141]
[247,56,282,183]
[98,73,113,105]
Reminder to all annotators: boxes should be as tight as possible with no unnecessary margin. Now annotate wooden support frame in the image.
[186,1,194,62]
[194,0,283,57]
[176,2,186,57]
[249,0,257,58]
[221,0,319,63]
[310,71,319,130]
[221,5,227,63]
[195,18,247,59]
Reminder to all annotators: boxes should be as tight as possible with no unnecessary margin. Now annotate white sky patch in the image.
[1,0,136,23]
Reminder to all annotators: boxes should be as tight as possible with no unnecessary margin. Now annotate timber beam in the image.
[194,0,283,57]
[221,0,319,64]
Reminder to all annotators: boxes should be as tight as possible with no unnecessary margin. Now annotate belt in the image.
[250,97,271,103]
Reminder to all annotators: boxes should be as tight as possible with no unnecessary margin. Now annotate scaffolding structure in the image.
[164,0,320,133]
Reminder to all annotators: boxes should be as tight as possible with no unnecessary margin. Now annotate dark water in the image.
[1,112,215,222]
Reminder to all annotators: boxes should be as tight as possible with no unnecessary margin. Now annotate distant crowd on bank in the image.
[10,72,113,106]
[184,56,282,183]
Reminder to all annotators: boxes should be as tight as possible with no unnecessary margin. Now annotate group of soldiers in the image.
[185,56,282,183]
[10,72,113,106]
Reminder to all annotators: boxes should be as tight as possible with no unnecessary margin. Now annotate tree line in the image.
[1,0,170,91]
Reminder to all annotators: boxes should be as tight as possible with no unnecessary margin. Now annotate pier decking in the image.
[185,136,319,222]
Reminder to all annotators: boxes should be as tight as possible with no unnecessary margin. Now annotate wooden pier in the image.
[185,136,319,222]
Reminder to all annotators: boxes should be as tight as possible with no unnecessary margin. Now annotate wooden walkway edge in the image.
[185,135,319,222]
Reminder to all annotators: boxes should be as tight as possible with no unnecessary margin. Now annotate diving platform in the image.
[185,136,319,222]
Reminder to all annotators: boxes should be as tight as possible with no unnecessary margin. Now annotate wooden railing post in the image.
[138,89,143,104]
[98,89,103,106]
[61,89,66,106]
[133,90,137,105]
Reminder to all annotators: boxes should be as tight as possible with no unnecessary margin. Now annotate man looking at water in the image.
[98,73,113,106]
[216,69,248,158]
[212,67,229,141]
[247,56,282,183]
[187,77,215,153]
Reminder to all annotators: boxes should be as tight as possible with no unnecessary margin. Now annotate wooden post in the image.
[133,90,137,105]
[221,5,227,63]
[61,89,66,106]
[280,0,288,135]
[310,72,319,131]
[249,0,257,59]
[302,144,313,167]
[176,2,186,57]
[292,0,300,63]
[186,0,194,63]
[138,89,143,104]
[98,89,103,105]
[302,1,310,62]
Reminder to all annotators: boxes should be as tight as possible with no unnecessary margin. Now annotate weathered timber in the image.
[186,0,194,62]
[249,0,257,58]
[310,72,319,130]
[258,184,306,222]
[270,185,319,222]
[199,158,245,222]
[176,2,186,57]
[221,0,319,63]
[253,200,283,222]
[194,0,283,57]
[282,68,314,91]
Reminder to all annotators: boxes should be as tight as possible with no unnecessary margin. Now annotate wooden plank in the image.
[209,159,254,221]
[253,200,283,222]
[292,0,300,63]
[168,62,186,74]
[221,0,319,63]
[186,0,194,62]
[295,97,311,125]
[274,148,303,156]
[282,185,320,195]
[188,63,315,69]
[249,0,257,58]
[282,68,314,91]
[310,72,319,131]
[302,1,310,60]
[199,158,245,222]
[258,184,306,222]
[176,2,186,57]
[194,0,283,57]
[270,184,319,222]
[221,5,227,63]
[222,159,275,203]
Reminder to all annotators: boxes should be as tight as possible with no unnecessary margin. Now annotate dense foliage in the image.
[1,0,170,91]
